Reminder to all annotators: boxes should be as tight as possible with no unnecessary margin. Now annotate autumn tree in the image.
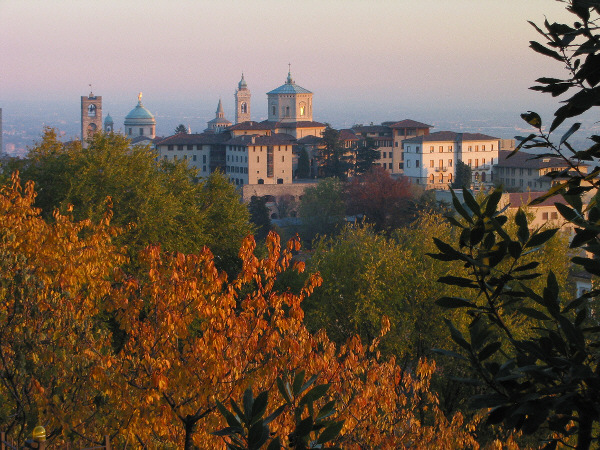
[345,166,413,232]
[0,173,126,444]
[16,129,253,270]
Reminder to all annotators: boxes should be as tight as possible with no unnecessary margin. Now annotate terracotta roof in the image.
[496,150,582,169]
[226,133,296,146]
[506,191,568,208]
[155,132,229,146]
[275,120,327,128]
[297,135,323,145]
[352,125,392,134]
[228,121,277,131]
[388,119,433,129]
[403,131,499,144]
[339,129,359,141]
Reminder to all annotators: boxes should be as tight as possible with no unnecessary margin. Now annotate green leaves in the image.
[214,373,343,450]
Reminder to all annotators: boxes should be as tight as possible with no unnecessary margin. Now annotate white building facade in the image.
[403,131,499,189]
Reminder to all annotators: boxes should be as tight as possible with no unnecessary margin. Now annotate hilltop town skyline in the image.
[1,0,597,154]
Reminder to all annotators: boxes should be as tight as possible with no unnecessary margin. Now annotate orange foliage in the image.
[0,174,509,448]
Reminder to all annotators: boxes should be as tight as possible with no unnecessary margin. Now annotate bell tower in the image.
[235,73,251,124]
[81,86,102,147]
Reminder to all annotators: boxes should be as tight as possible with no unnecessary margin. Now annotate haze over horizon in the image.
[1,0,595,153]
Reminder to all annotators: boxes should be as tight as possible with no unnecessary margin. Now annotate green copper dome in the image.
[104,113,113,125]
[124,94,156,125]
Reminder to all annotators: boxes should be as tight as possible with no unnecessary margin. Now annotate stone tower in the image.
[235,73,251,124]
[81,89,102,146]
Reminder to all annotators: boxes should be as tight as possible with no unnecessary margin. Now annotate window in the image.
[468,159,472,167]
[258,179,264,184]
[184,155,187,160]
[178,145,183,151]
[139,128,144,136]
[468,146,472,152]
[241,102,247,114]
[439,159,443,168]
[203,155,206,164]
[203,165,206,172]
[187,145,193,150]
[542,212,549,220]
[128,128,132,135]
[482,145,486,151]
[430,146,434,153]
[282,155,285,162]
[448,159,453,167]
[88,104,96,117]
[475,145,479,152]
[439,146,443,152]
[193,155,197,161]
[285,106,290,116]
[416,160,420,168]
[300,105,305,115]
[168,145,174,151]
[407,160,411,168]
[272,106,276,116]
[416,146,420,152]
[257,156,259,163]
[475,159,479,167]
[482,158,486,165]
[430,160,434,168]
[551,212,558,220]
[449,145,453,151]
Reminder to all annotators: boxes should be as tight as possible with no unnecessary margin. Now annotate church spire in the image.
[286,63,294,84]
[216,98,225,118]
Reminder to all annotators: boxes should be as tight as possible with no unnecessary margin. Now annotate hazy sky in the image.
[0,0,576,130]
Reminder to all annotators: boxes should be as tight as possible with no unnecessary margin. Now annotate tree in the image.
[297,178,345,245]
[174,124,188,134]
[452,160,472,190]
[296,147,310,179]
[16,130,253,268]
[248,195,272,242]
[431,2,600,447]
[315,126,352,180]
[0,175,487,449]
[354,137,379,175]
[344,166,413,232]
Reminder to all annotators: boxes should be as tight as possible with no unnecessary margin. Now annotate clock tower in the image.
[235,74,251,124]
[81,87,102,147]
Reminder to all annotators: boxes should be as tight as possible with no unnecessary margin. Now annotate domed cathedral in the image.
[235,73,251,123]
[124,93,156,139]
[267,68,313,123]
[205,99,232,133]
[81,89,102,146]
[104,114,114,133]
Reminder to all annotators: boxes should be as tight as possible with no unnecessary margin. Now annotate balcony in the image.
[434,166,448,172]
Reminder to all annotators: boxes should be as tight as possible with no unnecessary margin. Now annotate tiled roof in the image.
[506,191,568,208]
[276,121,326,128]
[403,131,499,144]
[228,121,277,131]
[226,133,296,146]
[496,150,586,169]
[339,129,359,141]
[352,125,392,134]
[388,119,433,129]
[155,132,229,146]
[297,135,323,145]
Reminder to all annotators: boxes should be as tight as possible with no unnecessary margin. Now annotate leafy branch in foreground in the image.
[214,371,343,449]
